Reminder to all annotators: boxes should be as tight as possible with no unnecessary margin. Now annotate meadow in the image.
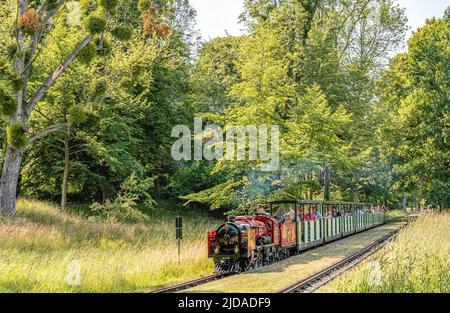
[319,211,450,293]
[0,199,219,292]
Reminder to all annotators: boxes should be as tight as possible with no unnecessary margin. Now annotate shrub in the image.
[85,14,107,34]
[7,122,28,149]
[19,9,40,35]
[78,41,97,64]
[120,172,156,211]
[111,25,133,41]
[90,173,155,224]
[90,195,151,224]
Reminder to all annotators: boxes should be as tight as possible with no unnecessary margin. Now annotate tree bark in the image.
[0,146,24,217]
[323,166,331,201]
[402,194,407,210]
[61,129,69,210]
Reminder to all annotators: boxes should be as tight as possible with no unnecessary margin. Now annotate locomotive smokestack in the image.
[227,215,236,223]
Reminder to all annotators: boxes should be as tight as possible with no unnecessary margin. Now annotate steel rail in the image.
[149,274,231,293]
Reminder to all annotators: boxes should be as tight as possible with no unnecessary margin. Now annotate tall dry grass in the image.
[319,211,450,293]
[0,199,219,292]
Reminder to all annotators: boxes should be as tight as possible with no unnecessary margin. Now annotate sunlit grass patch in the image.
[318,212,450,293]
[0,199,219,292]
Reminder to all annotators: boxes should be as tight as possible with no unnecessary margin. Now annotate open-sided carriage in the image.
[268,200,385,252]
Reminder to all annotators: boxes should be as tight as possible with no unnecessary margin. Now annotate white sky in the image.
[190,0,449,40]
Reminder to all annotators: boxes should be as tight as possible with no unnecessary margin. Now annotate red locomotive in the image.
[207,205,297,273]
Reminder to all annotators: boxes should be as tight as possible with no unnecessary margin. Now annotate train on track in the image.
[207,200,387,273]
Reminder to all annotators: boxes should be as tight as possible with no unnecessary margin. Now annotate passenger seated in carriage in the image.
[332,207,341,217]
[297,210,304,222]
[304,208,316,221]
[314,209,322,219]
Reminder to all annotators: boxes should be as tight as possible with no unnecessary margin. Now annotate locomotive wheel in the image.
[250,257,263,270]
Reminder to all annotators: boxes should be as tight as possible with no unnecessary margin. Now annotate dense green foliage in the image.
[0,1,448,219]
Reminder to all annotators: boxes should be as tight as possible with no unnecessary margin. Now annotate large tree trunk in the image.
[61,131,69,210]
[0,146,24,217]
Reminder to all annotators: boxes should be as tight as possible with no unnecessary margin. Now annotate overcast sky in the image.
[190,0,449,42]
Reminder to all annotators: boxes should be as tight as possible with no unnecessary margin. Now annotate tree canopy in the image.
[0,0,448,219]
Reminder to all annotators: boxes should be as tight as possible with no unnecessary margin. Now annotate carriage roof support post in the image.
[295,202,299,251]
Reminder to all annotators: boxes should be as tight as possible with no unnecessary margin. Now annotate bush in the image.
[90,173,156,224]
[90,195,151,224]
[78,41,97,64]
[7,122,28,149]
[120,172,156,210]
[85,14,107,34]
[111,25,133,41]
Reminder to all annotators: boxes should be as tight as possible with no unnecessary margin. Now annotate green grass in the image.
[0,199,220,292]
[318,212,450,293]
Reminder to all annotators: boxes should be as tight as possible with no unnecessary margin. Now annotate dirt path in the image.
[183,222,404,293]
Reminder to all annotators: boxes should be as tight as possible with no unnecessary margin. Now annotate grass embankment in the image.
[319,212,450,293]
[0,199,219,292]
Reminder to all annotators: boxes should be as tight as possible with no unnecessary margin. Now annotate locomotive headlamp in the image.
[234,245,239,255]
[214,246,220,254]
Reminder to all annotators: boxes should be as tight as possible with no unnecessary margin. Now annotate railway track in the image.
[150,274,231,293]
[279,230,400,293]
